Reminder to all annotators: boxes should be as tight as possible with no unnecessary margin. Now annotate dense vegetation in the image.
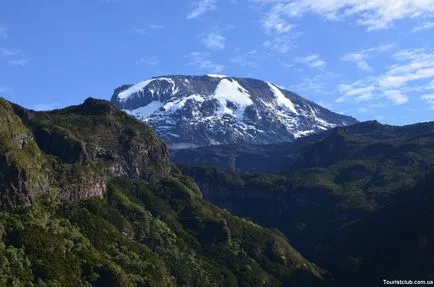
[178,121,434,286]
[0,97,326,286]
[0,174,327,286]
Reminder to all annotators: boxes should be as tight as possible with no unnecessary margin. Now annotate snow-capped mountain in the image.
[111,74,358,148]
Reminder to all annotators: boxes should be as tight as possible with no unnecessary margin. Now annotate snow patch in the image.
[163,94,205,112]
[124,101,164,119]
[118,79,154,100]
[118,77,179,101]
[214,79,253,118]
[267,83,298,114]
[293,130,315,138]
[308,105,334,128]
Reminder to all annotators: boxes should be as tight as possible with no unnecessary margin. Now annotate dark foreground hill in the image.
[178,120,434,286]
[0,98,325,286]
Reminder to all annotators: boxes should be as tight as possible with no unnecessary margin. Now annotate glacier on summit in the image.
[111,75,358,148]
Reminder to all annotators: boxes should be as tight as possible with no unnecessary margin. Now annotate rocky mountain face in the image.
[0,97,327,286]
[111,75,358,148]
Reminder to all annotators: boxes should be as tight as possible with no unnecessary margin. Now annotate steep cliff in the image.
[1,97,172,209]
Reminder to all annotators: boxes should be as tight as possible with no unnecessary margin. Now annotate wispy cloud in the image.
[421,94,434,109]
[295,54,326,69]
[136,56,159,66]
[342,52,372,72]
[201,32,226,50]
[412,21,434,32]
[341,44,394,72]
[0,26,29,68]
[230,50,259,68]
[262,8,293,34]
[337,48,434,105]
[32,103,59,111]
[187,0,218,19]
[185,51,224,73]
[262,33,299,54]
[379,49,434,89]
[252,0,434,31]
[259,6,301,54]
[291,72,339,94]
[0,47,20,57]
[383,90,408,105]
[253,1,303,54]
[148,24,164,30]
[337,83,376,102]
[337,81,408,105]
[8,58,29,66]
[133,24,164,35]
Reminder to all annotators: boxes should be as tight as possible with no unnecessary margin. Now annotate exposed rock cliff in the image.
[0,97,172,209]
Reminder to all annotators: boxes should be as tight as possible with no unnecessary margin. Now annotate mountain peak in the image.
[111,75,358,148]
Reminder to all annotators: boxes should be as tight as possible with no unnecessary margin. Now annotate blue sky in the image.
[1,0,434,125]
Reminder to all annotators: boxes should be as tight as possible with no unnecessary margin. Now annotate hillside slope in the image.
[0,97,326,286]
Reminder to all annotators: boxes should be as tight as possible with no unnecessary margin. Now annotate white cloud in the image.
[295,54,326,69]
[342,52,373,72]
[338,83,376,102]
[341,44,394,72]
[201,32,226,50]
[8,58,29,66]
[0,26,29,68]
[185,52,224,73]
[337,48,434,105]
[383,90,408,104]
[136,57,159,66]
[187,0,218,19]
[262,33,299,53]
[420,94,434,109]
[263,9,294,34]
[258,3,301,53]
[148,24,164,30]
[32,104,58,111]
[412,21,434,32]
[291,72,339,94]
[230,50,259,68]
[252,0,434,31]
[281,62,294,68]
[0,47,20,57]
[133,24,164,35]
[379,49,434,88]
